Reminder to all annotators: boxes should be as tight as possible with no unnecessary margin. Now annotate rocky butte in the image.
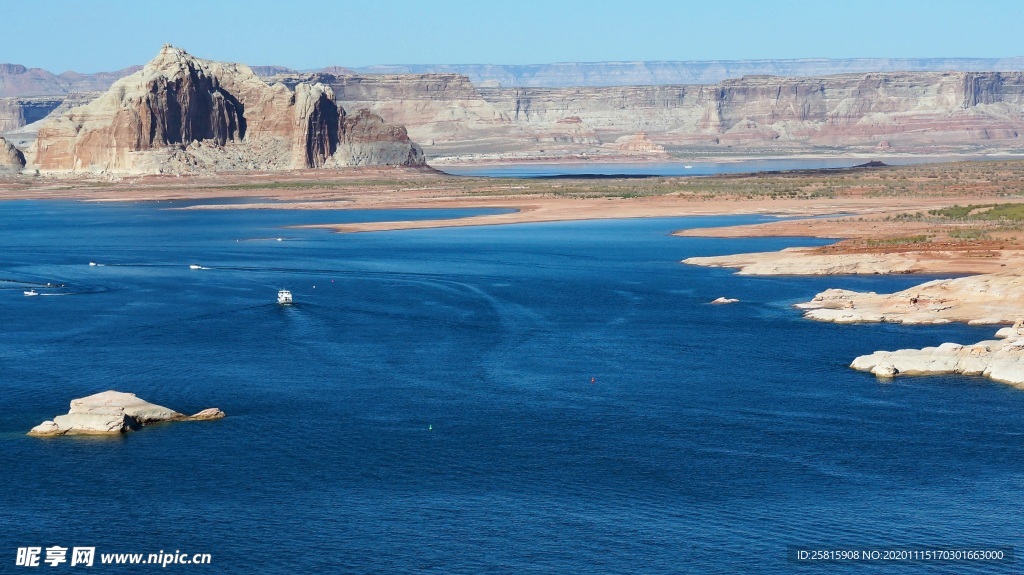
[30,45,424,175]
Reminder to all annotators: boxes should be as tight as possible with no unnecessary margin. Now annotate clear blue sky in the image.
[2,0,1021,72]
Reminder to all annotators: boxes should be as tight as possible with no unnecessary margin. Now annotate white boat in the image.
[24,289,39,296]
[88,262,97,266]
[277,289,293,305]
[684,165,694,169]
[189,264,202,270]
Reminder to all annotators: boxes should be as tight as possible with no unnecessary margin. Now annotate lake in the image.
[1,200,1021,574]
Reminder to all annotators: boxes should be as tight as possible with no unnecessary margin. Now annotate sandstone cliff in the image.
[263,70,1024,161]
[0,136,25,173]
[18,54,1024,164]
[30,46,424,174]
[353,57,1024,88]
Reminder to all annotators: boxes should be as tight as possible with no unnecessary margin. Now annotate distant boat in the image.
[189,264,202,270]
[24,290,39,296]
[684,165,694,169]
[88,262,97,266]
[277,289,293,305]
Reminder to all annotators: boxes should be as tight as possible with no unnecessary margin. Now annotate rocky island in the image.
[28,390,225,437]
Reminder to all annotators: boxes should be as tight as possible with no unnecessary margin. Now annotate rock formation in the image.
[14,53,1024,163]
[0,63,139,98]
[330,108,424,166]
[30,45,424,174]
[613,132,666,154]
[0,136,25,172]
[28,390,225,436]
[0,96,67,132]
[267,70,1024,160]
[794,272,1024,325]
[350,57,1024,88]
[850,326,1024,388]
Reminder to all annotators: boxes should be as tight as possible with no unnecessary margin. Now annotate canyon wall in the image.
[8,57,1024,99]
[12,54,1024,166]
[353,57,1024,88]
[260,70,1024,159]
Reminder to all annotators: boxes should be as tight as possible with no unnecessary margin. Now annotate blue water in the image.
[1,201,1022,574]
[439,157,965,178]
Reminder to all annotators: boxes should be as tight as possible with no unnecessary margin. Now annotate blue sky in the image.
[2,0,1022,72]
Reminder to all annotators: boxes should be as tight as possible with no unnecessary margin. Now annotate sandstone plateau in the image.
[349,57,1024,88]
[8,55,1024,163]
[259,69,1024,161]
[28,390,224,437]
[29,45,424,175]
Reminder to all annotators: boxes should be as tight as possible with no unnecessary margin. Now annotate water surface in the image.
[440,157,989,178]
[1,201,1021,574]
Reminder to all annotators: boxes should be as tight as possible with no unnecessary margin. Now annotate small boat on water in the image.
[189,264,202,270]
[684,165,694,169]
[24,290,39,296]
[277,289,293,305]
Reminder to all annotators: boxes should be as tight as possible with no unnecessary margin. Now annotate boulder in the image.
[28,390,224,437]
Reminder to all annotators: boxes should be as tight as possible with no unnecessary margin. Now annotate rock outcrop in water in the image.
[30,45,424,174]
[0,136,25,172]
[850,325,1024,388]
[28,390,225,436]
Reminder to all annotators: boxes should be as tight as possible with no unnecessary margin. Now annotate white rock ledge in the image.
[850,327,1024,388]
[28,390,225,437]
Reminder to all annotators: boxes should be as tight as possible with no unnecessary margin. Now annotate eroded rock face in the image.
[330,108,425,167]
[28,390,224,437]
[0,136,25,172]
[613,132,666,154]
[30,45,424,174]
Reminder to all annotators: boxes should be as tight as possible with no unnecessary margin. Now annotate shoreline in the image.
[429,150,1024,167]
[6,159,1024,389]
